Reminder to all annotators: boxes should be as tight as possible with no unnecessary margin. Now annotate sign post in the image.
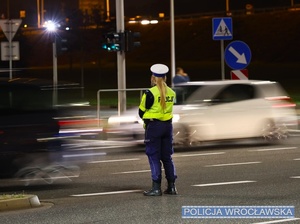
[212,17,233,80]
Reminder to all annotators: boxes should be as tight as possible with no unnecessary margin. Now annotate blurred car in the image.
[106,80,298,146]
[0,78,85,179]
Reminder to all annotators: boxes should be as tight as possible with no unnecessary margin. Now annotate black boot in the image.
[143,181,162,196]
[164,181,178,195]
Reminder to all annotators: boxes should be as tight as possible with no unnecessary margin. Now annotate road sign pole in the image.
[9,20,12,79]
[221,40,225,80]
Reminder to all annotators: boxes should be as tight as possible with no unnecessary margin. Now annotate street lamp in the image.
[44,20,58,106]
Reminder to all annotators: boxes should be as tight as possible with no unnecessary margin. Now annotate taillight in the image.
[58,119,99,128]
[265,96,296,108]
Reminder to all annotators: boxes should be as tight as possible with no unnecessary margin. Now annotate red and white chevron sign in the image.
[231,69,248,80]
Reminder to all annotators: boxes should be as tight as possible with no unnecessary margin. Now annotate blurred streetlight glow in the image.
[141,20,150,25]
[150,20,158,24]
[140,20,158,25]
[44,20,57,32]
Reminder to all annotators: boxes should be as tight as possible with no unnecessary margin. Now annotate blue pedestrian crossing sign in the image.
[225,40,252,70]
[212,18,233,40]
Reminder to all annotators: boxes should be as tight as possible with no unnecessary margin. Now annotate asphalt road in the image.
[0,137,299,223]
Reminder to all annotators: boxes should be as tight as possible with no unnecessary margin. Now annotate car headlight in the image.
[173,114,180,123]
[108,116,139,125]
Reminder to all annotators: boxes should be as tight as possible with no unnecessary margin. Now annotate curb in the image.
[0,195,41,212]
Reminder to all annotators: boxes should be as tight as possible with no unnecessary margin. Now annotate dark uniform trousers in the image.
[144,119,177,182]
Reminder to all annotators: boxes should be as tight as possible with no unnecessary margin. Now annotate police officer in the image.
[139,63,178,196]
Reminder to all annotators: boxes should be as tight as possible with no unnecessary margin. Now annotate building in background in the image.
[78,0,108,27]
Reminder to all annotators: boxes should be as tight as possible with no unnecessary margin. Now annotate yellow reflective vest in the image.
[139,86,176,121]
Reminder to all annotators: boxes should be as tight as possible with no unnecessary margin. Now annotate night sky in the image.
[0,0,299,23]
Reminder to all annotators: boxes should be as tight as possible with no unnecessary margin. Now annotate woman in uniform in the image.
[139,63,178,196]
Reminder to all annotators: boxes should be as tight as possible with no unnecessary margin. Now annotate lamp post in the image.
[226,0,230,16]
[45,21,58,106]
[37,0,40,28]
[170,0,175,87]
[53,37,58,106]
[291,0,294,7]
[106,0,111,22]
[41,0,44,27]
[36,0,44,28]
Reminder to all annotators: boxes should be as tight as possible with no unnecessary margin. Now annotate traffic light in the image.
[101,32,124,52]
[125,30,141,52]
[56,37,69,55]
[101,31,140,52]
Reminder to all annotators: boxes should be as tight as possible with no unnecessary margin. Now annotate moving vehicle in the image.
[106,80,298,146]
[0,78,84,179]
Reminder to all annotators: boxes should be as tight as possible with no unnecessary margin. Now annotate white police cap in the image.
[150,64,169,77]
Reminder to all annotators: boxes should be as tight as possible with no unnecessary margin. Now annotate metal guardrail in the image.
[96,88,148,126]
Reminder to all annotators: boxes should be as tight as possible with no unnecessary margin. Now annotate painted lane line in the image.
[252,218,300,224]
[193,180,256,187]
[71,190,142,197]
[63,152,107,158]
[294,158,300,161]
[112,169,164,174]
[290,176,300,179]
[65,145,130,150]
[113,169,150,174]
[249,147,297,152]
[88,158,140,164]
[174,152,225,158]
[205,161,261,167]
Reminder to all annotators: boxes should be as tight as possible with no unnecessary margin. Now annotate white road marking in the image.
[63,140,137,150]
[88,158,140,164]
[71,190,142,197]
[205,161,261,167]
[252,218,300,224]
[174,152,225,157]
[294,158,300,161]
[63,152,107,158]
[290,176,300,179]
[193,180,256,187]
[68,145,130,150]
[249,147,297,152]
[112,170,150,174]
[112,169,164,174]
